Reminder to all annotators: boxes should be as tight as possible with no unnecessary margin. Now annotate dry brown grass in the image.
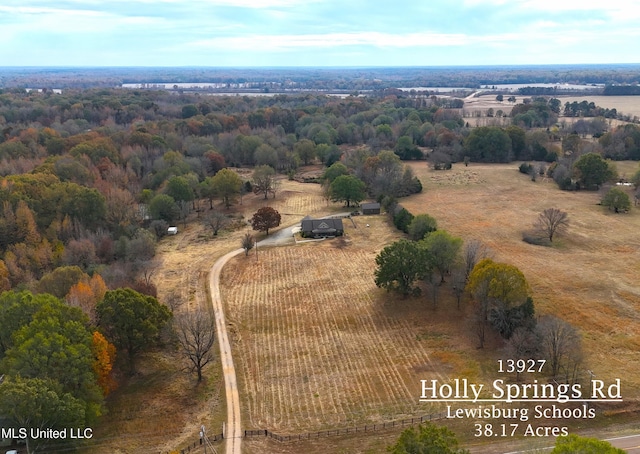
[220,215,485,434]
[404,162,640,392]
[557,95,640,119]
[89,177,334,453]
[92,163,640,453]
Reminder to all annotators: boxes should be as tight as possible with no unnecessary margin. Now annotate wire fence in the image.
[171,411,446,452]
[244,411,446,443]
[176,432,224,454]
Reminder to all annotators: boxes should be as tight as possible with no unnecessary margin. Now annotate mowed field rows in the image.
[220,217,458,432]
[404,162,640,392]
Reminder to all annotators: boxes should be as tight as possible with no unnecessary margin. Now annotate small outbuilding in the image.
[300,217,344,238]
[167,226,178,235]
[361,202,381,215]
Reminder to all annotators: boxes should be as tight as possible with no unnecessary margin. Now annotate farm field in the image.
[220,162,640,454]
[463,94,640,126]
[91,164,640,453]
[404,161,640,392]
[220,215,483,433]
[557,95,640,119]
[87,177,333,453]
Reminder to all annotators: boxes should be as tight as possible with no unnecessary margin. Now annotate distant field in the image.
[464,93,640,123]
[404,161,640,392]
[557,96,640,119]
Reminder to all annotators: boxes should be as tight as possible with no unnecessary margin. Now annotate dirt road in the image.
[209,248,244,454]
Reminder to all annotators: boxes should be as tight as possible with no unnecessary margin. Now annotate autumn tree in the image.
[466,259,531,347]
[92,331,117,396]
[535,208,569,242]
[250,206,281,236]
[15,200,40,245]
[37,266,89,299]
[96,288,172,374]
[65,274,107,324]
[252,165,277,199]
[174,309,216,382]
[374,239,429,297]
[211,168,242,208]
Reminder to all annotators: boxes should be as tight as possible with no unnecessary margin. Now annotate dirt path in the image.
[209,248,244,454]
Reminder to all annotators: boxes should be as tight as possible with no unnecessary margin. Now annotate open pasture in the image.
[220,215,482,433]
[404,162,640,392]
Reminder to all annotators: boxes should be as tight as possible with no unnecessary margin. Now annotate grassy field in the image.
[220,216,481,432]
[403,161,640,391]
[221,162,640,453]
[87,177,335,453]
[464,93,640,125]
[90,163,640,453]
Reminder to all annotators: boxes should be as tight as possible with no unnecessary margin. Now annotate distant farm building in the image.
[301,217,344,238]
[361,202,381,215]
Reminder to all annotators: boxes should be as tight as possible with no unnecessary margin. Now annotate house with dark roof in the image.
[300,217,344,238]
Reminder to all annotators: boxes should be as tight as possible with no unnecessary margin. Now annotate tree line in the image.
[373,205,584,383]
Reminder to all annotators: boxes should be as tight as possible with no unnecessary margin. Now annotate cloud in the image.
[189,31,471,51]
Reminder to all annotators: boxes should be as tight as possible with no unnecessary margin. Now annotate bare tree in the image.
[462,239,489,282]
[536,315,582,381]
[174,309,216,382]
[535,208,569,242]
[204,210,229,236]
[504,327,540,382]
[252,165,276,199]
[451,268,466,309]
[242,233,254,256]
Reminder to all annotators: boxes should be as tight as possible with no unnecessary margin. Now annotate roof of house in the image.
[361,202,381,210]
[301,218,344,233]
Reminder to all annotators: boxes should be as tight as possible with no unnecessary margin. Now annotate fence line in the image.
[243,412,446,443]
[175,432,224,454]
[169,411,447,452]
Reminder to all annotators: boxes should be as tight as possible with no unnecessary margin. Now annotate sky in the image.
[1,0,639,67]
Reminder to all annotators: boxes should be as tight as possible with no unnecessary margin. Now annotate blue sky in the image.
[1,0,639,66]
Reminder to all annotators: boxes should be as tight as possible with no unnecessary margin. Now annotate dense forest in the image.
[1,88,639,292]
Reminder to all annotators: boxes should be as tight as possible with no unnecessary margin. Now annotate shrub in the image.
[519,162,533,174]
[602,187,631,213]
[393,208,414,233]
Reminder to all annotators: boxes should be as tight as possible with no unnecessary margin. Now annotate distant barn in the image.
[301,217,344,238]
[361,202,381,215]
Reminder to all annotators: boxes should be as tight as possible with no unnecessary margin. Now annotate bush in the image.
[393,208,414,233]
[149,220,168,239]
[519,162,533,174]
[602,187,631,213]
[522,231,551,246]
